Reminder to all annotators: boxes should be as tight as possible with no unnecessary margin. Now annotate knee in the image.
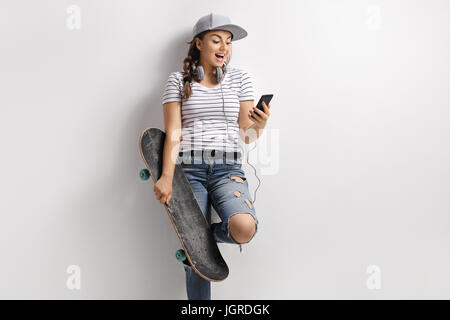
[229,213,256,244]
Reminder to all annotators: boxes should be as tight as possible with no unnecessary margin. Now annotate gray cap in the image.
[192,13,248,41]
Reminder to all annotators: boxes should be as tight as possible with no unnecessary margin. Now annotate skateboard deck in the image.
[139,127,229,282]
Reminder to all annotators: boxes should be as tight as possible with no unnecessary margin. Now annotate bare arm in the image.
[161,101,182,182]
[238,100,264,144]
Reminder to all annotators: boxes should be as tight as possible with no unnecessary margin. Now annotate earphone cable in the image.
[220,77,261,205]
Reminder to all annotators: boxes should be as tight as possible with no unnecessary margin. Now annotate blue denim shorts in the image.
[178,150,259,252]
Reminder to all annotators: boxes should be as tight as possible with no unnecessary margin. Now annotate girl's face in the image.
[196,30,232,70]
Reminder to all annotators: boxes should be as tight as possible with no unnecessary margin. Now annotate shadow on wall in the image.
[67,31,196,299]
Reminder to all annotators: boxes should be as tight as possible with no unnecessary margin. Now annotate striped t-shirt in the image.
[160,66,254,153]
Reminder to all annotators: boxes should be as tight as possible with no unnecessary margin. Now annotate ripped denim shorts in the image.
[178,149,259,252]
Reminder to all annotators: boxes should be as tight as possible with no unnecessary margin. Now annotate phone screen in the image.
[256,94,273,112]
[251,94,273,120]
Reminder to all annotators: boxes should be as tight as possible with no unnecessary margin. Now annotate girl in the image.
[155,13,271,300]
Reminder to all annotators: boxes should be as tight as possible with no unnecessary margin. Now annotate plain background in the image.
[1,0,449,299]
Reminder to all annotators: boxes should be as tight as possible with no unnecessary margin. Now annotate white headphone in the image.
[191,59,227,83]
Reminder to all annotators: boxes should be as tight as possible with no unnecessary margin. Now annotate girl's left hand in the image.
[248,101,271,129]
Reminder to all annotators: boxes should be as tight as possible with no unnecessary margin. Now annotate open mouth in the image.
[215,53,225,62]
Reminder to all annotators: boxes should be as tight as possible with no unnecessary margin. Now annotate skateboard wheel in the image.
[175,249,186,262]
[139,168,150,180]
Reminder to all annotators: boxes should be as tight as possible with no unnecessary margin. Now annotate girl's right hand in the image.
[154,176,173,205]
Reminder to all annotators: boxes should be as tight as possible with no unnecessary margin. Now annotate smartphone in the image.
[251,94,273,119]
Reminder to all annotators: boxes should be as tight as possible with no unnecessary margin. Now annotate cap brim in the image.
[210,24,248,41]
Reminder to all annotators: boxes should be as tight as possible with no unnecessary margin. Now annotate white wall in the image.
[1,0,449,299]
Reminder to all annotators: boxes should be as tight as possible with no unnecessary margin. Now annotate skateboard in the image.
[138,127,229,282]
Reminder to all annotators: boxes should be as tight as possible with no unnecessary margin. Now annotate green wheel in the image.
[175,249,186,262]
[139,168,150,180]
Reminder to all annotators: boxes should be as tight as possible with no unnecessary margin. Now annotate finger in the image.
[262,101,271,109]
[253,107,267,118]
[248,111,260,122]
[262,101,271,114]
[252,108,267,120]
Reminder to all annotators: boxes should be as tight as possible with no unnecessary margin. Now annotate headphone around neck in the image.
[190,60,227,83]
